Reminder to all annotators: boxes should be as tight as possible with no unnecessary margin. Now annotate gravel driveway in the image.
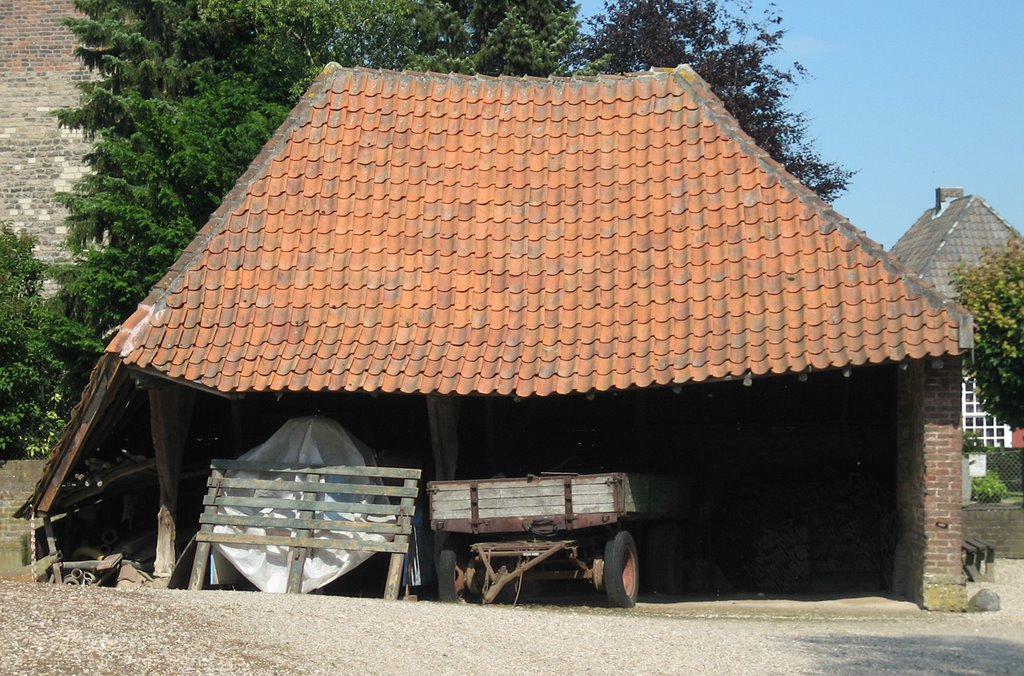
[2,561,1022,674]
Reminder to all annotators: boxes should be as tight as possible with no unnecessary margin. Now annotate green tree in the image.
[55,0,412,390]
[201,0,417,77]
[0,224,65,458]
[409,0,580,76]
[954,237,1024,429]
[580,0,852,202]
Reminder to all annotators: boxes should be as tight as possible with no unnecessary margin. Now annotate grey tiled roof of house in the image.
[890,188,1020,300]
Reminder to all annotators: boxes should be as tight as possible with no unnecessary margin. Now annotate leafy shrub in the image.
[972,470,1009,503]
[0,223,65,458]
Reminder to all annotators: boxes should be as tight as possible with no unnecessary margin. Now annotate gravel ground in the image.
[1,561,1022,675]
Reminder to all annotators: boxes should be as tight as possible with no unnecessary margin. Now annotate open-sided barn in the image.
[20,64,970,609]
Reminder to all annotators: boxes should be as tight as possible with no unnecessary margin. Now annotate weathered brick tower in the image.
[0,0,89,263]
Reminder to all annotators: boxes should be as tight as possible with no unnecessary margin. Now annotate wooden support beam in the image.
[483,397,498,477]
[150,385,196,578]
[34,355,129,515]
[230,398,245,458]
[426,395,460,481]
[428,394,460,573]
[42,515,62,584]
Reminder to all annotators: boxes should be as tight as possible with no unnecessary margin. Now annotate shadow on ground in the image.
[797,634,1024,673]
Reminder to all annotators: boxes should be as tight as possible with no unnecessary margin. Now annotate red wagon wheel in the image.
[604,530,639,608]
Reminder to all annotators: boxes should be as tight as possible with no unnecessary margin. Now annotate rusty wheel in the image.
[604,530,639,608]
[438,547,466,603]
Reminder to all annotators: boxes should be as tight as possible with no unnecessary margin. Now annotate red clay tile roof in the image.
[108,64,970,396]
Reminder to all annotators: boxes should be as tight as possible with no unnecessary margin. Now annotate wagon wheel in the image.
[604,530,639,608]
[645,521,685,596]
[438,547,467,603]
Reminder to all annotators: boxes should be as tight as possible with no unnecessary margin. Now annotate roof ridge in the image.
[323,63,669,87]
[907,195,1019,282]
[667,65,972,346]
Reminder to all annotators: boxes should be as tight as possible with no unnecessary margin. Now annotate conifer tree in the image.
[55,0,412,390]
[410,0,579,76]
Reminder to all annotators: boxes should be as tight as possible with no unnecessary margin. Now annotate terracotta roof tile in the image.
[108,65,969,396]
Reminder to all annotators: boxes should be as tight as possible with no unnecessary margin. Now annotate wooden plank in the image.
[475,505,614,519]
[489,482,612,495]
[430,475,615,492]
[473,495,615,509]
[199,513,410,535]
[384,477,418,600]
[210,460,420,480]
[214,477,418,498]
[189,469,224,590]
[432,495,617,519]
[286,471,316,594]
[203,495,414,516]
[431,484,614,502]
[195,532,408,554]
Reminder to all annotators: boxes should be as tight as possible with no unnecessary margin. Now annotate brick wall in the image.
[894,357,966,610]
[963,504,1024,559]
[893,360,924,601]
[0,0,89,264]
[0,459,45,573]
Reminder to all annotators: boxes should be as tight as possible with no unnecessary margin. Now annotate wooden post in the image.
[230,398,245,458]
[285,472,317,593]
[428,394,459,576]
[426,395,460,481]
[384,477,419,600]
[42,515,62,584]
[483,397,499,477]
[150,385,196,578]
[188,468,224,590]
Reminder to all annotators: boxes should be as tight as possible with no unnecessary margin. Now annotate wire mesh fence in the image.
[974,448,1023,507]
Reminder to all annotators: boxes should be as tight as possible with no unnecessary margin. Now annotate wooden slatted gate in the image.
[188,460,421,599]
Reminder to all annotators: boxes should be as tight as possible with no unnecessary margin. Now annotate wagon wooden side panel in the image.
[428,473,688,535]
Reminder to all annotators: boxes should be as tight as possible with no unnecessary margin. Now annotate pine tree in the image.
[410,0,579,76]
[55,0,413,391]
[55,2,293,377]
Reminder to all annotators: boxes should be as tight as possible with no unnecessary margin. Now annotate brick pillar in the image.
[894,357,966,610]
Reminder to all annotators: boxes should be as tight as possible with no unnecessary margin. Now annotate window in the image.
[962,379,1013,447]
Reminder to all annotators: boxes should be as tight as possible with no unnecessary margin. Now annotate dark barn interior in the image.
[50,362,899,597]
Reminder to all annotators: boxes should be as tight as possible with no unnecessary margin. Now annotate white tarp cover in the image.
[212,416,392,593]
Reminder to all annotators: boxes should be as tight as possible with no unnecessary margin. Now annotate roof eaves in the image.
[667,65,973,351]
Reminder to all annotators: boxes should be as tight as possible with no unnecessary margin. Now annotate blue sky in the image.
[578,0,1024,248]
